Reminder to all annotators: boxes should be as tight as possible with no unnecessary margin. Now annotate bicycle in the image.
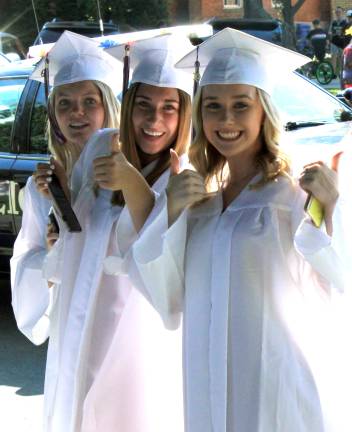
[299,35,335,85]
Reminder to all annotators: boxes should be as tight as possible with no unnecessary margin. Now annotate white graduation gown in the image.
[124,174,350,432]
[10,175,52,345]
[42,129,184,432]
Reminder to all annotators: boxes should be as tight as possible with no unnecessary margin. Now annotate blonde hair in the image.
[189,86,291,191]
[113,82,192,205]
[47,80,120,176]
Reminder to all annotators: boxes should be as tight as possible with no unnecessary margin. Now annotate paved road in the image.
[0,276,47,431]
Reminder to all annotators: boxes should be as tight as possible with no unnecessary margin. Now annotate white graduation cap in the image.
[30,30,123,95]
[176,28,311,95]
[104,33,194,96]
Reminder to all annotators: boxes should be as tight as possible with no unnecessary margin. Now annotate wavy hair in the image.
[47,80,120,176]
[189,86,291,191]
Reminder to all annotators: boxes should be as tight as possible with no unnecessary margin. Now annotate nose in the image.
[146,106,162,123]
[71,101,85,116]
[219,107,235,124]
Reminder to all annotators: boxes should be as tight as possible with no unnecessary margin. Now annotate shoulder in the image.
[260,175,303,211]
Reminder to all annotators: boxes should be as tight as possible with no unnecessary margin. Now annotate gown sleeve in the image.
[10,176,53,345]
[106,192,188,330]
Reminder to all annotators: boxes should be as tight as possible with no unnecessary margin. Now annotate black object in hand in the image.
[48,173,82,232]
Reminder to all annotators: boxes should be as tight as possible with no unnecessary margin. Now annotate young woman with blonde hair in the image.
[111,29,349,431]
[10,31,122,432]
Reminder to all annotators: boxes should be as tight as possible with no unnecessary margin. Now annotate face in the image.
[132,84,180,156]
[54,81,105,148]
[201,84,265,163]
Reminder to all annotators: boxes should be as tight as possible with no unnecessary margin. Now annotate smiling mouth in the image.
[69,122,89,130]
[217,131,241,140]
[143,128,164,137]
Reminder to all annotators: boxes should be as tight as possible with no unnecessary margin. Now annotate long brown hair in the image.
[112,82,192,205]
[47,80,120,177]
[189,86,291,191]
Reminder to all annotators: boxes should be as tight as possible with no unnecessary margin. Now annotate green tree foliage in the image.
[0,0,170,50]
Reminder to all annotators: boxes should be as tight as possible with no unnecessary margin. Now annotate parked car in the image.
[32,19,119,46]
[0,52,352,272]
[205,18,288,47]
[0,32,25,61]
[0,52,11,66]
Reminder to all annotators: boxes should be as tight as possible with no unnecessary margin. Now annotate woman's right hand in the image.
[167,149,207,226]
[33,162,55,199]
[33,158,69,200]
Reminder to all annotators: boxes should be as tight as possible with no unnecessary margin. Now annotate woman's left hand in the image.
[299,152,343,233]
[299,162,338,210]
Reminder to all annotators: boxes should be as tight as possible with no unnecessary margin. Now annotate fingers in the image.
[170,149,181,176]
[331,151,343,173]
[111,132,120,155]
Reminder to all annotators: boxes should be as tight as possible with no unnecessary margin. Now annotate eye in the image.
[233,102,249,110]
[204,102,221,110]
[57,98,70,107]
[163,104,178,113]
[136,100,150,110]
[85,97,98,105]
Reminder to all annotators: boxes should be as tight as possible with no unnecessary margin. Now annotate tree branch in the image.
[292,0,306,15]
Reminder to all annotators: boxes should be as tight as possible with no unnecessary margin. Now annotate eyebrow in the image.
[203,94,253,101]
[56,91,100,97]
[135,95,180,103]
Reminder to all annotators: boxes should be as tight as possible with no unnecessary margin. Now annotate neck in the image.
[226,152,259,186]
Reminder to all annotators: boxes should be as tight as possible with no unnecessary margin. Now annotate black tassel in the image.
[193,46,200,98]
[122,44,130,100]
[41,55,66,144]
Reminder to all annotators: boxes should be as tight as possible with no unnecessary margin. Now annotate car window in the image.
[1,36,22,57]
[0,78,26,152]
[29,84,47,154]
[272,72,347,123]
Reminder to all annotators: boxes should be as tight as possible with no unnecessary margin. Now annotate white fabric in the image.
[41,128,185,432]
[129,174,351,432]
[105,33,194,96]
[10,175,52,345]
[176,28,310,95]
[30,31,123,95]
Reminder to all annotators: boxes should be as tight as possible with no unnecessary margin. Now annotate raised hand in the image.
[167,149,207,226]
[299,151,343,234]
[93,133,133,191]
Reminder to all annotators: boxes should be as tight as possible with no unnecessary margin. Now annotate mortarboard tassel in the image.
[192,46,200,140]
[122,44,131,101]
[193,46,200,98]
[41,54,66,145]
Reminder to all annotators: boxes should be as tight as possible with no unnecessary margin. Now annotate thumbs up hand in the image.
[93,133,132,191]
[299,152,343,234]
[167,149,207,226]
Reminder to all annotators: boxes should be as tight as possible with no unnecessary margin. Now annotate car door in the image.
[10,79,48,233]
[0,74,27,253]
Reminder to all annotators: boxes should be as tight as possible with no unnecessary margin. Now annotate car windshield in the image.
[272,72,348,124]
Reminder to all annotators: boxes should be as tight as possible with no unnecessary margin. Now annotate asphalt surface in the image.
[0,276,47,431]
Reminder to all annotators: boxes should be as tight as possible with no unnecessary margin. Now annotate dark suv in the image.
[0,59,48,267]
[33,19,119,45]
[206,18,287,47]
